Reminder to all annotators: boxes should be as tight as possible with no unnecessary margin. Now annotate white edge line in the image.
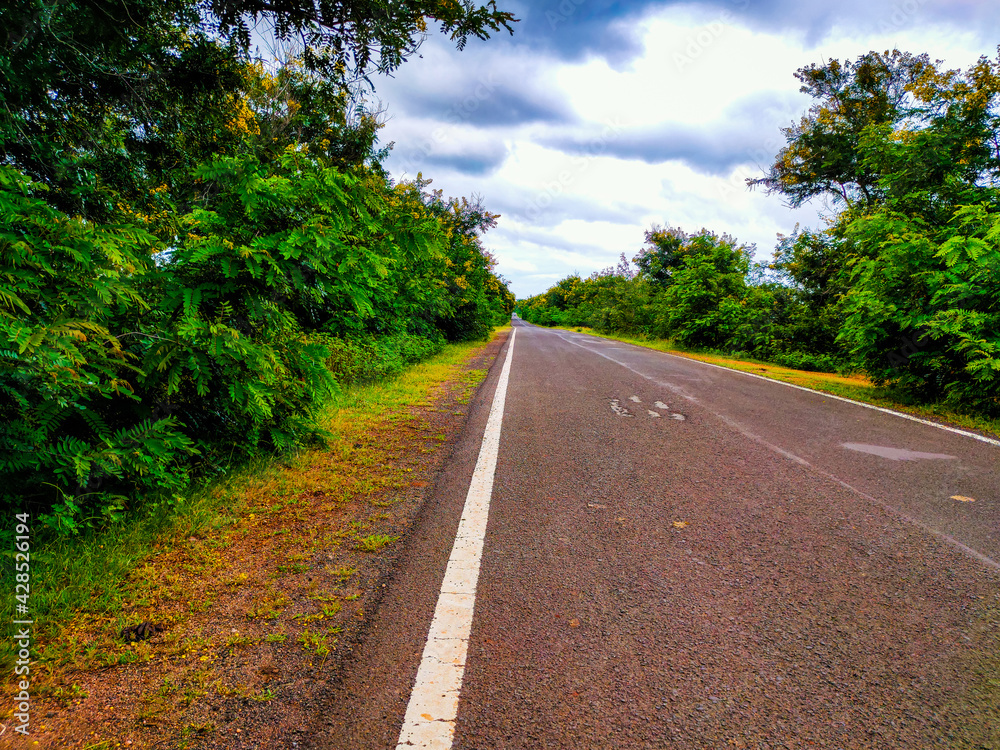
[556,328,1000,448]
[395,327,516,750]
[550,327,1000,571]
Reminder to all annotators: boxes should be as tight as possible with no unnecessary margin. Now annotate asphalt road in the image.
[308,320,1000,749]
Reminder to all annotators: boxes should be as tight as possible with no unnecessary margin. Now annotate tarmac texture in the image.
[307,321,1000,750]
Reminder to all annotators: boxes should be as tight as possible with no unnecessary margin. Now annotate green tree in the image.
[208,0,516,76]
[0,0,518,527]
[657,231,754,348]
[839,203,1000,414]
[1,0,516,224]
[423,190,511,341]
[766,228,849,358]
[0,166,197,529]
[633,226,688,286]
[748,49,933,210]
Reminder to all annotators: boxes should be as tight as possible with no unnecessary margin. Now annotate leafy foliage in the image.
[840,203,1000,413]
[748,50,930,209]
[0,166,199,527]
[523,47,1000,415]
[0,1,515,531]
[208,0,517,77]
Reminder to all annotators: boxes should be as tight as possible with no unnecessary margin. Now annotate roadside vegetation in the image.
[11,332,500,745]
[1,1,516,533]
[0,0,518,717]
[518,50,1000,425]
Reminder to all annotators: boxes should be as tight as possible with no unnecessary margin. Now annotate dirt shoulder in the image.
[6,330,510,750]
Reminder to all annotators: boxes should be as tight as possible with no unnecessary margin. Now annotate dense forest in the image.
[0,0,517,531]
[518,50,1000,419]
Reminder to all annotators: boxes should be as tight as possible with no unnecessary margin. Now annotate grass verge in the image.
[2,331,501,689]
[554,325,1000,441]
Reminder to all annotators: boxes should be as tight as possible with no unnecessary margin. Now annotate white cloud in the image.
[371,2,1000,297]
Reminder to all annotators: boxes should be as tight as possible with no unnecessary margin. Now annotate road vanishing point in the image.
[308,319,1000,750]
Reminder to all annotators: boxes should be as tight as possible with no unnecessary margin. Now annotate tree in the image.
[633,226,688,286]
[0,0,518,527]
[657,231,754,348]
[752,49,1000,212]
[0,0,516,223]
[208,0,516,77]
[752,47,1000,392]
[838,202,1000,414]
[749,50,932,209]
[765,228,849,357]
[422,190,511,341]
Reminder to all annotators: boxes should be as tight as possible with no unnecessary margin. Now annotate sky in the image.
[368,0,1000,298]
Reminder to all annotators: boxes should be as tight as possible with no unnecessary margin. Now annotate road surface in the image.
[307,320,1000,749]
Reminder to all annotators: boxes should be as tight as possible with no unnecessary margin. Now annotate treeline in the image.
[0,1,516,530]
[519,232,845,374]
[519,49,1000,418]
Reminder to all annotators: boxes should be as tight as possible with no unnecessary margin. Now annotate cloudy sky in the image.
[369,0,1000,298]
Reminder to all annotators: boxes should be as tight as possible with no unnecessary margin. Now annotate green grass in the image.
[297,628,337,658]
[1,329,505,682]
[555,325,1000,440]
[354,533,399,553]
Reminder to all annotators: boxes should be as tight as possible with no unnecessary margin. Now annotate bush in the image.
[0,150,503,532]
[325,333,444,384]
[769,350,845,373]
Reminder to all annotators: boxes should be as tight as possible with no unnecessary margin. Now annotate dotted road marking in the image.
[555,330,1000,448]
[550,327,999,571]
[395,328,516,750]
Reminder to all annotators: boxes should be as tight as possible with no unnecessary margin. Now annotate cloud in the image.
[496,0,1000,65]
[489,191,648,227]
[379,34,575,128]
[389,134,509,177]
[718,0,1000,45]
[392,84,572,126]
[538,92,800,175]
[503,0,654,66]
[373,0,1000,301]
[418,150,509,176]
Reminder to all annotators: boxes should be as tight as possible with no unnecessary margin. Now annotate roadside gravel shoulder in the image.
[14,330,510,750]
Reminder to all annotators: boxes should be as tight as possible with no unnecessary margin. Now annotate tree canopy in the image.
[1,0,516,531]
[523,47,1000,417]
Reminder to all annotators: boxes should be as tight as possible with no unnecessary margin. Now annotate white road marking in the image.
[629,395,642,402]
[610,398,633,417]
[553,330,1000,448]
[648,410,661,418]
[654,401,669,410]
[841,443,957,461]
[395,329,516,749]
[685,357,1000,448]
[548,327,1000,571]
